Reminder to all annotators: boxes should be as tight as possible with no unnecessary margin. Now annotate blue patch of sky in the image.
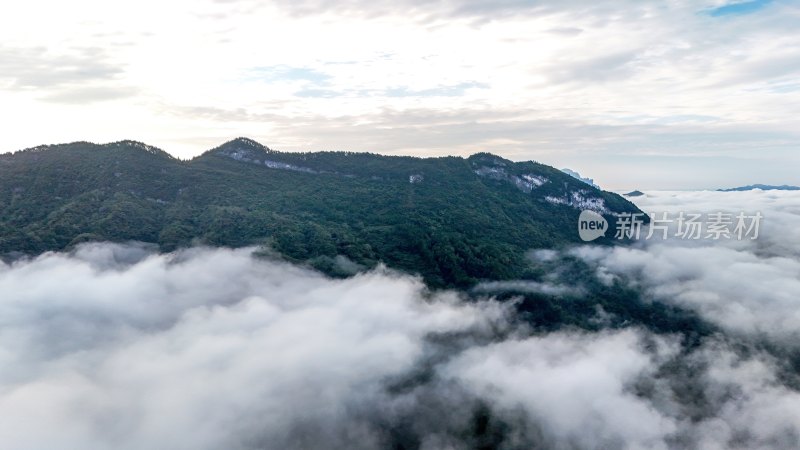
[707,0,772,17]
[246,65,331,84]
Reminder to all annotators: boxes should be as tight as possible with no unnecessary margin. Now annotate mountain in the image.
[0,138,642,287]
[624,190,645,197]
[561,168,600,189]
[718,184,800,192]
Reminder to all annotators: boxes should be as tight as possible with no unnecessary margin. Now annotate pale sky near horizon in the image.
[1,0,798,190]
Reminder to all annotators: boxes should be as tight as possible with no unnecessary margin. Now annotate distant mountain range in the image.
[718,184,800,192]
[0,138,642,287]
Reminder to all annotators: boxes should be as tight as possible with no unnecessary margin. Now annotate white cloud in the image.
[0,244,510,449]
[443,330,680,449]
[1,239,800,448]
[572,190,800,344]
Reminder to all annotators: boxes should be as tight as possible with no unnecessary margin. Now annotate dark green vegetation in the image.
[0,137,641,288]
[0,138,718,340]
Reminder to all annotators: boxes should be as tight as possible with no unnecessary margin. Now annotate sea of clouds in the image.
[578,190,800,345]
[1,190,799,449]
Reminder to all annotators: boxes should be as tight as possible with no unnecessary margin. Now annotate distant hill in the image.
[624,190,645,197]
[561,168,600,189]
[718,184,800,192]
[0,138,642,287]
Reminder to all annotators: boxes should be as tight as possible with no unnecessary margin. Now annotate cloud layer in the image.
[571,190,800,344]
[0,245,510,449]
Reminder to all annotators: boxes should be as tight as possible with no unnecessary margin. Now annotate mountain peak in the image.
[223,137,269,150]
[105,140,175,159]
[9,140,175,160]
[207,137,275,162]
[561,168,600,189]
[467,152,513,167]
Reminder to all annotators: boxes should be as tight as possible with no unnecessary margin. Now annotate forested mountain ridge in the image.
[0,138,642,287]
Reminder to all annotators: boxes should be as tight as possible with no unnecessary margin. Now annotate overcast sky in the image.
[1,0,798,189]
